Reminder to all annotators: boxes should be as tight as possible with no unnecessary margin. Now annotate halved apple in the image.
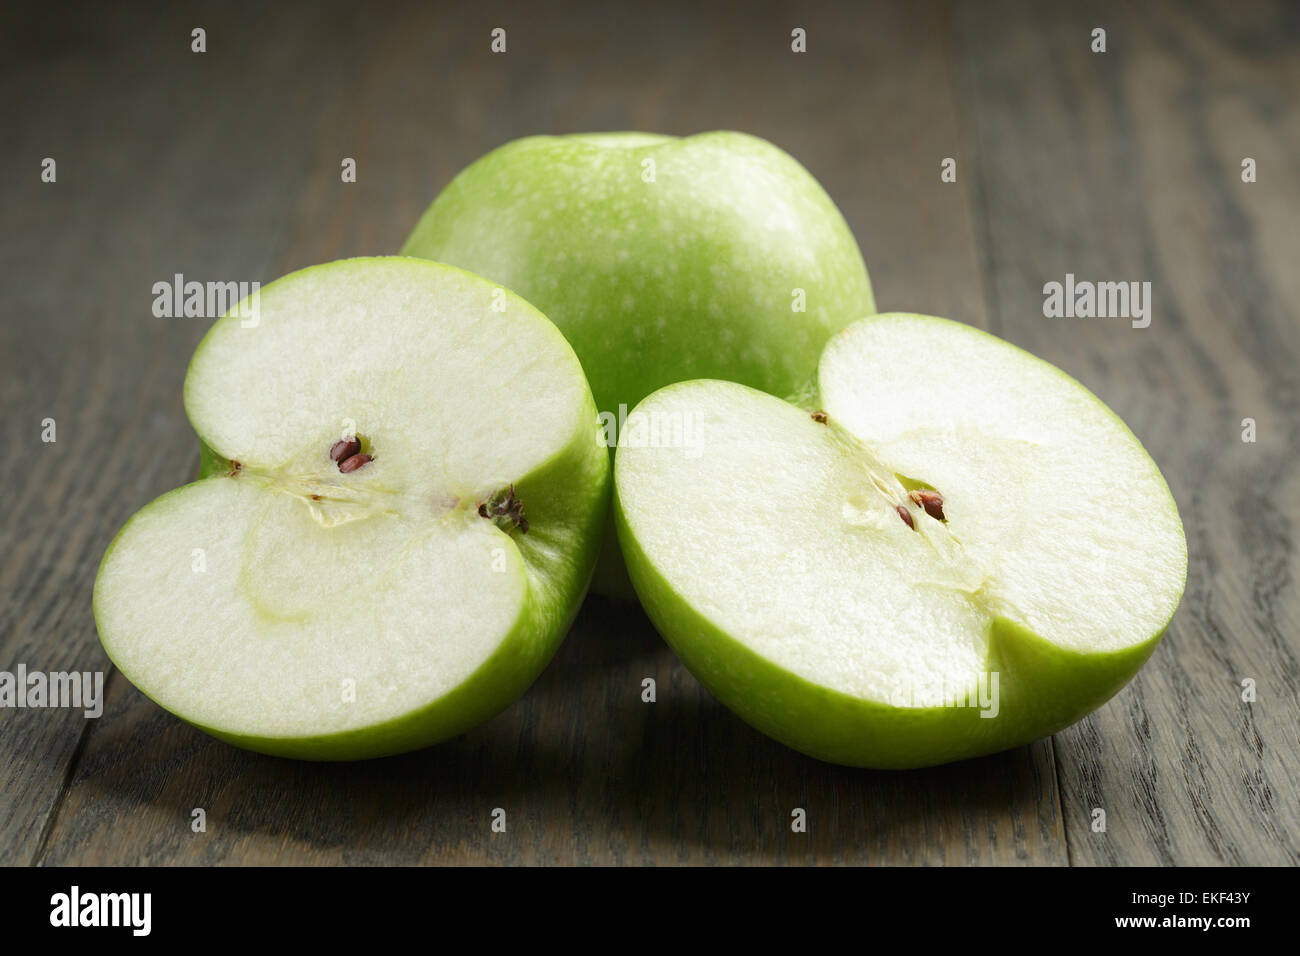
[94,258,608,760]
[614,313,1187,768]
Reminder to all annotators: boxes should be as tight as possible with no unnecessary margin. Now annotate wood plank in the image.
[0,4,377,863]
[27,0,1063,864]
[953,0,1300,864]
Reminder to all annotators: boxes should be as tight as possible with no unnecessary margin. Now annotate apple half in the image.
[614,313,1187,768]
[94,258,608,760]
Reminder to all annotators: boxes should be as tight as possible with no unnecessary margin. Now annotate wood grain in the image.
[953,0,1300,866]
[1,0,1294,865]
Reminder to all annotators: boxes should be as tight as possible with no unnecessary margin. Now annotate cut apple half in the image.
[94,258,609,759]
[614,313,1186,768]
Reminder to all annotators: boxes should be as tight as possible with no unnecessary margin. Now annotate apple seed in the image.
[908,489,946,522]
[330,437,361,462]
[895,505,915,530]
[811,410,828,424]
[338,453,373,473]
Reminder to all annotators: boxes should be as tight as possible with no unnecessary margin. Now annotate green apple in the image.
[400,131,875,594]
[94,257,608,760]
[614,313,1187,768]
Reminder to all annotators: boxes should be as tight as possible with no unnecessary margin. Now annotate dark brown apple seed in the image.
[896,505,915,530]
[338,453,372,473]
[908,489,946,521]
[330,437,361,462]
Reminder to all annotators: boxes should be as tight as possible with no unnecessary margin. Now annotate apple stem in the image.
[478,484,529,534]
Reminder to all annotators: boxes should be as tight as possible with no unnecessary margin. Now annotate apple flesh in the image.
[614,313,1187,768]
[400,131,876,595]
[94,257,609,760]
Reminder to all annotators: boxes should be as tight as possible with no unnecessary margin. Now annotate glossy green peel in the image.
[402,131,875,417]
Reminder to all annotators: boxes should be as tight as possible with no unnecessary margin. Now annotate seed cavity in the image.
[896,505,915,530]
[478,484,529,534]
[330,437,361,463]
[338,453,373,474]
[811,410,829,424]
[908,489,946,522]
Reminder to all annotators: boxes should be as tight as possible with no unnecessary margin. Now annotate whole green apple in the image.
[614,313,1187,768]
[95,258,609,759]
[401,131,875,594]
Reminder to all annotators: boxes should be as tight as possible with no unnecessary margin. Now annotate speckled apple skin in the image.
[401,131,876,422]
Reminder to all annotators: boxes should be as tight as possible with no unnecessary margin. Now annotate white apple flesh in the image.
[614,313,1187,768]
[94,258,609,760]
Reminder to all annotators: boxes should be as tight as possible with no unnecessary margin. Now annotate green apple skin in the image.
[615,508,1164,769]
[402,131,874,418]
[96,258,610,761]
[401,132,875,596]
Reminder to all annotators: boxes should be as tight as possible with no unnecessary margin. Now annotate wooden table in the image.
[2,0,1296,866]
